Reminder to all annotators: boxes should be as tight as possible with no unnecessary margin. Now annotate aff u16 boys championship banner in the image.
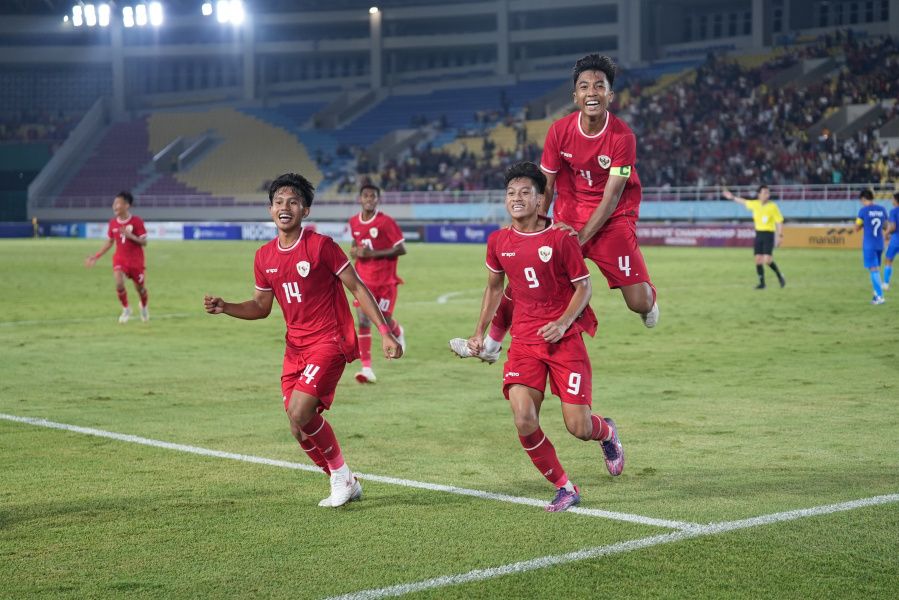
[637,224,756,247]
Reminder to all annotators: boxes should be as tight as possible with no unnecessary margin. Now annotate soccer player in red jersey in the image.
[84,191,150,323]
[467,162,624,513]
[348,184,407,384]
[204,173,402,508]
[450,54,658,363]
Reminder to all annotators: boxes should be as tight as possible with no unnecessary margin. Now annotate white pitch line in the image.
[0,413,693,530]
[436,291,466,304]
[326,493,899,600]
[0,312,194,328]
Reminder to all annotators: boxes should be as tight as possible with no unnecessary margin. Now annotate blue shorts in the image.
[862,245,883,269]
[886,239,899,262]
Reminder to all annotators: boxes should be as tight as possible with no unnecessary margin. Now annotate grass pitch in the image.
[1,239,897,599]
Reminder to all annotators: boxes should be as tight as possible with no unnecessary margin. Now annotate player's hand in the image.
[467,334,484,356]
[551,221,579,237]
[84,255,97,268]
[722,189,734,200]
[538,320,567,343]
[357,246,373,258]
[382,335,402,360]
[204,295,225,314]
[349,245,358,259]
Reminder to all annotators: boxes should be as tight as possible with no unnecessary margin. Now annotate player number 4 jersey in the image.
[540,111,643,229]
[486,226,597,345]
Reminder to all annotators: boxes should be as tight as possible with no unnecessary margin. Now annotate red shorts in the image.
[353,284,398,316]
[581,217,651,289]
[502,335,592,406]
[114,263,145,285]
[281,342,348,412]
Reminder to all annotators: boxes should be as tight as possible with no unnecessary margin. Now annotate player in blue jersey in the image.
[855,189,888,304]
[882,191,899,291]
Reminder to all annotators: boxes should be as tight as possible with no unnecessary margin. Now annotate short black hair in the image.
[116,191,134,205]
[572,54,616,88]
[893,191,899,202]
[269,173,315,207]
[859,188,874,201]
[359,184,381,197]
[504,161,547,195]
[757,184,769,194]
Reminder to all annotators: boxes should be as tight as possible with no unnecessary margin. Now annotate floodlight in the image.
[369,6,379,14]
[149,1,163,26]
[72,5,83,27]
[201,2,213,16]
[123,6,135,27]
[98,3,110,27]
[84,4,97,27]
[135,3,148,26]
[231,0,245,24]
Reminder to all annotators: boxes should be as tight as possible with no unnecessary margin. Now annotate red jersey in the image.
[540,110,643,229]
[107,215,147,268]
[348,210,405,287]
[486,225,597,345]
[253,228,359,359]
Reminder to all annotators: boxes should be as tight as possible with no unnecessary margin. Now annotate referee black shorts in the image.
[754,231,775,255]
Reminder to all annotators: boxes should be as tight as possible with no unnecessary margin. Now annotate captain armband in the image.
[610,165,632,177]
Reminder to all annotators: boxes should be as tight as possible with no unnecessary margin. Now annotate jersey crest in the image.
[538,246,553,263]
[369,227,379,239]
[296,260,310,277]
[597,155,611,169]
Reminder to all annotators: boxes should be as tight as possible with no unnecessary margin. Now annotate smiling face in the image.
[112,195,130,219]
[269,186,309,233]
[574,69,614,120]
[505,177,541,223]
[358,187,379,215]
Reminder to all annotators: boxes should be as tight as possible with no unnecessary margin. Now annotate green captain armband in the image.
[610,165,631,177]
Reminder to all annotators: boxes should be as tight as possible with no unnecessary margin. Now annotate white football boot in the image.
[354,367,377,384]
[395,325,406,354]
[118,307,131,324]
[319,469,362,507]
[641,302,660,328]
[140,304,150,322]
[448,338,501,364]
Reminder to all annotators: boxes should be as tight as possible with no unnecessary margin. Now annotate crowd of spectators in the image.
[0,110,77,149]
[340,30,897,192]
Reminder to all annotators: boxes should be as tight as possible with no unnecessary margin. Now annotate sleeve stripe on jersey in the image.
[539,163,558,174]
[335,260,351,275]
[570,274,590,283]
[255,285,272,291]
[486,263,504,274]
[392,238,406,247]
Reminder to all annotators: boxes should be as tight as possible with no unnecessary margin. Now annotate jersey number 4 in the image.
[618,255,631,277]
[302,364,320,384]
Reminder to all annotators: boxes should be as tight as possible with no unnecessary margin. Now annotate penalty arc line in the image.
[0,413,693,530]
[325,492,899,600]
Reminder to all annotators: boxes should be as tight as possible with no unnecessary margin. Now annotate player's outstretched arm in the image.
[538,278,592,343]
[577,174,627,244]
[84,239,114,267]
[722,188,748,206]
[468,270,505,355]
[204,289,273,320]
[339,266,402,359]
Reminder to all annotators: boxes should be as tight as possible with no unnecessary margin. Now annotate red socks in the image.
[358,325,372,368]
[300,413,345,471]
[590,414,612,442]
[139,288,149,308]
[117,288,129,308]
[389,319,402,338]
[519,428,567,488]
[299,440,331,475]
